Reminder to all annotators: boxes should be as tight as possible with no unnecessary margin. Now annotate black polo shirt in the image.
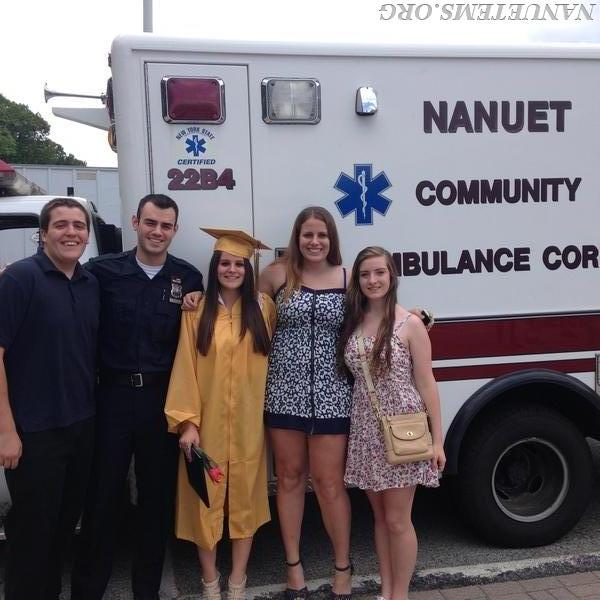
[85,250,203,373]
[0,250,100,432]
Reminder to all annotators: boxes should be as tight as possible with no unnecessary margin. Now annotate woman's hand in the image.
[409,307,434,331]
[178,421,200,462]
[431,442,446,473]
[182,291,203,311]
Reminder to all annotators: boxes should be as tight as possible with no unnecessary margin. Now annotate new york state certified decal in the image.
[334,164,392,225]
[167,126,235,191]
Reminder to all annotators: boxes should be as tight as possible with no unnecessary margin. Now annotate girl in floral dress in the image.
[337,246,446,600]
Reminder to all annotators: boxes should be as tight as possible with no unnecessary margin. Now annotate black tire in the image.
[455,404,592,547]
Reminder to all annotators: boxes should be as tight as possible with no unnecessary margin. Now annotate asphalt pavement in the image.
[71,473,600,598]
[2,442,600,599]
[169,570,600,600]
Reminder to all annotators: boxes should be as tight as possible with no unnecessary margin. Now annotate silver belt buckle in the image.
[131,373,144,388]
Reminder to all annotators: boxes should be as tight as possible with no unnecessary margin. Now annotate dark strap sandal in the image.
[330,562,354,600]
[284,559,309,600]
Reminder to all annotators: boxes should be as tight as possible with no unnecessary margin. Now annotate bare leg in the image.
[230,537,253,585]
[366,490,392,600]
[308,434,352,595]
[269,428,309,590]
[198,545,219,583]
[198,545,222,600]
[382,487,417,600]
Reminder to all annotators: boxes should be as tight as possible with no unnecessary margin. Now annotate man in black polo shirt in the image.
[72,193,203,600]
[0,198,100,599]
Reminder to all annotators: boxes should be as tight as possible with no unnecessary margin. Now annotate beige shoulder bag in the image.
[356,331,433,465]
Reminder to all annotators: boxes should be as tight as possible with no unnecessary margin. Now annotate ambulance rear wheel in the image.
[456,404,592,547]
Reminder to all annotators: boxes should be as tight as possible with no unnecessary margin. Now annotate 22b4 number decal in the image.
[167,168,236,191]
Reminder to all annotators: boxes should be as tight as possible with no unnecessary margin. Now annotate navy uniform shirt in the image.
[85,250,203,373]
[0,250,100,432]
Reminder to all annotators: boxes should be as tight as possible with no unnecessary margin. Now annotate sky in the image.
[2,1,599,168]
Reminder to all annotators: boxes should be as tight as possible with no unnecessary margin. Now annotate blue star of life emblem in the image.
[185,135,207,157]
[334,164,392,225]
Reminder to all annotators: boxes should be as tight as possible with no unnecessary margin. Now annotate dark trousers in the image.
[71,382,178,600]
[4,417,94,600]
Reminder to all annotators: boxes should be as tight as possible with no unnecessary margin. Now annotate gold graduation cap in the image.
[201,228,271,286]
[200,227,270,259]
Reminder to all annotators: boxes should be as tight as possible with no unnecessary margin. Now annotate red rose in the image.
[208,466,224,483]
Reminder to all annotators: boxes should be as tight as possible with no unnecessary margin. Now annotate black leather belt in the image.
[99,370,170,388]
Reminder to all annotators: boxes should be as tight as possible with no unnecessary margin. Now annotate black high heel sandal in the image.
[284,558,309,600]
[330,562,354,600]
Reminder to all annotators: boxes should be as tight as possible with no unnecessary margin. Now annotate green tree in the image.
[0,94,86,166]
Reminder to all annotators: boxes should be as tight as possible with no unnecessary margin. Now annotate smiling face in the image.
[132,201,178,265]
[358,255,392,301]
[217,251,246,292]
[41,205,89,273]
[298,217,330,264]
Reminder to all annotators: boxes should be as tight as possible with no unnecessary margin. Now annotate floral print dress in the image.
[344,315,440,491]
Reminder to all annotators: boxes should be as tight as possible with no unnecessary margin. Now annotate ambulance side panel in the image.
[109,37,600,546]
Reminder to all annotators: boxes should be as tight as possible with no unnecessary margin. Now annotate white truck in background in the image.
[49,36,600,547]
[0,195,103,268]
[13,164,121,228]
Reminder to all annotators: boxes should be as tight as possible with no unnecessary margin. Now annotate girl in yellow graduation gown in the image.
[165,230,276,600]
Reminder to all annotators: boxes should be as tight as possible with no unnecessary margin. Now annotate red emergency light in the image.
[0,159,14,174]
[161,77,225,124]
[0,160,16,196]
[0,160,46,197]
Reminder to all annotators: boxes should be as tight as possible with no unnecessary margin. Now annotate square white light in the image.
[261,78,321,124]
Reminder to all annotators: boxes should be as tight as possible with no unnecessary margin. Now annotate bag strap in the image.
[356,331,383,421]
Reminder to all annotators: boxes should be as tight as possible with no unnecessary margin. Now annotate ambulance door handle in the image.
[356,86,378,116]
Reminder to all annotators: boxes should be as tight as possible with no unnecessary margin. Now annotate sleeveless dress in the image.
[344,315,440,491]
[264,276,352,435]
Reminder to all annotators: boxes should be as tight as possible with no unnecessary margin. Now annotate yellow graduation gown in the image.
[165,293,276,549]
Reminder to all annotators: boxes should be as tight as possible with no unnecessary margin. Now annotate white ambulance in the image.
[52,36,600,547]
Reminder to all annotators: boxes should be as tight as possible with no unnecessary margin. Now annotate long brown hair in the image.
[197,251,271,356]
[337,246,399,376]
[282,206,342,299]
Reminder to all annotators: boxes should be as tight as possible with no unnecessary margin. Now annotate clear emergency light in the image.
[261,78,321,124]
[161,77,225,124]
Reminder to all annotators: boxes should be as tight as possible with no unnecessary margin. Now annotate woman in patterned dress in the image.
[337,246,446,600]
[260,207,353,600]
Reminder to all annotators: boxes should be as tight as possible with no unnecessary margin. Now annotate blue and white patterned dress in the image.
[264,282,352,434]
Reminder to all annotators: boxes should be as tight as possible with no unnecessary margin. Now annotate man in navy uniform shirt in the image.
[0,198,100,599]
[72,193,203,600]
